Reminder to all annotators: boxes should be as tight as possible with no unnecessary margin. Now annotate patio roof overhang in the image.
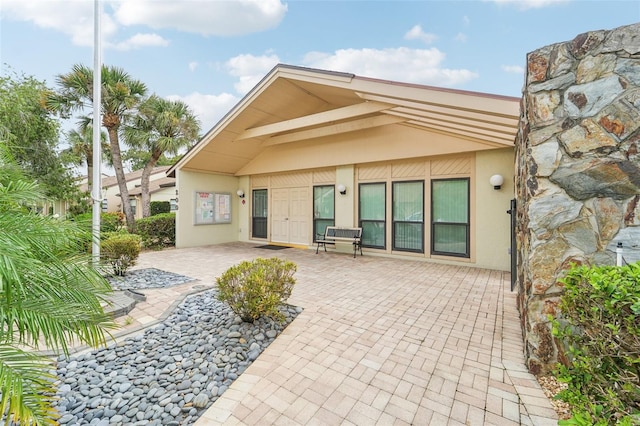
[168,64,520,177]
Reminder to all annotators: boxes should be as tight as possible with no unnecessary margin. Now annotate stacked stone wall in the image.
[515,23,640,375]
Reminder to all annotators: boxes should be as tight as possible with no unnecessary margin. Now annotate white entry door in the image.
[270,187,310,245]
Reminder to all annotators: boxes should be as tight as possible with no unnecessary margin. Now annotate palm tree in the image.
[0,147,115,425]
[47,64,147,232]
[61,121,108,194]
[125,95,200,217]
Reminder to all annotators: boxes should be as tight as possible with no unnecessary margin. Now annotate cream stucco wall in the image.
[474,148,514,271]
[176,149,515,270]
[175,170,240,248]
[335,165,355,227]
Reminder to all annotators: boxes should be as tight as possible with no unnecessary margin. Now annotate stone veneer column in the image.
[515,23,640,375]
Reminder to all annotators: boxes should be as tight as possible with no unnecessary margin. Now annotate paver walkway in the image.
[121,243,558,425]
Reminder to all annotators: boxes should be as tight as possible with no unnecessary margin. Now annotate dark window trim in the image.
[430,178,470,258]
[392,180,425,254]
[358,182,387,250]
[313,185,335,242]
[251,189,268,239]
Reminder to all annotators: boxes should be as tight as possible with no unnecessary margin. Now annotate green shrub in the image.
[150,201,171,216]
[216,257,297,322]
[71,211,123,233]
[101,233,141,276]
[135,213,175,249]
[101,212,125,232]
[552,263,640,425]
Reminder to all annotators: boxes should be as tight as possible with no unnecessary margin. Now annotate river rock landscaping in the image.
[53,269,301,425]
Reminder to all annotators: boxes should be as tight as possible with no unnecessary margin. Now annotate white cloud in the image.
[502,65,525,74]
[1,0,287,49]
[490,0,569,10]
[302,47,478,88]
[404,25,438,44]
[114,0,287,36]
[111,33,170,51]
[225,54,280,94]
[454,32,467,43]
[0,0,118,47]
[167,92,239,132]
[189,62,198,72]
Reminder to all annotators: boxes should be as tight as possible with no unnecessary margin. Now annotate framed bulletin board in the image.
[194,191,231,225]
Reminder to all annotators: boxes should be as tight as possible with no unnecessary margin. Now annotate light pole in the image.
[91,0,102,265]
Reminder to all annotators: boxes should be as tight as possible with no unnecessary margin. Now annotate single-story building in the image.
[168,64,520,271]
[80,166,176,219]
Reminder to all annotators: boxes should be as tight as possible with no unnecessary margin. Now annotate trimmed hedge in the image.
[553,263,640,425]
[135,212,175,249]
[216,257,297,322]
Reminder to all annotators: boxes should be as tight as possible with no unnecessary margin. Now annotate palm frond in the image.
[0,345,58,426]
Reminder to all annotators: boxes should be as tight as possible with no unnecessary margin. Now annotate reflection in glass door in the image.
[252,189,267,239]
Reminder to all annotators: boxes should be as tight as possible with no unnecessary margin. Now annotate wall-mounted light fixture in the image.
[489,174,504,190]
[337,184,347,195]
[236,189,245,198]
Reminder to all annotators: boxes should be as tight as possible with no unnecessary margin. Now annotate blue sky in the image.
[1,0,639,134]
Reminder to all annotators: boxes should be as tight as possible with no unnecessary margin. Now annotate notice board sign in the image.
[194,191,231,225]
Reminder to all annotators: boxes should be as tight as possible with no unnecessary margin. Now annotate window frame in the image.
[358,182,387,250]
[392,180,425,253]
[313,185,335,242]
[430,178,470,258]
[251,189,268,239]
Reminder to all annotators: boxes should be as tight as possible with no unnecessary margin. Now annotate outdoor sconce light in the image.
[236,189,245,198]
[337,184,347,195]
[489,174,504,190]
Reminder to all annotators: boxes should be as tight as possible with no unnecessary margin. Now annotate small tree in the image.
[216,257,296,322]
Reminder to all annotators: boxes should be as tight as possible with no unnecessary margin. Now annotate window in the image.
[313,185,335,241]
[252,189,268,239]
[393,181,424,253]
[431,178,470,257]
[170,198,177,211]
[129,198,137,216]
[359,183,386,249]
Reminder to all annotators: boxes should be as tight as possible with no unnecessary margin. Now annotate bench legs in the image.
[316,241,328,254]
[353,241,363,258]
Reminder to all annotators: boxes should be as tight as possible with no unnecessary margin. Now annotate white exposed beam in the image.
[262,115,406,146]
[236,101,394,140]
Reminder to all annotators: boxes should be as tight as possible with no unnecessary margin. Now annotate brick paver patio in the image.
[123,243,558,425]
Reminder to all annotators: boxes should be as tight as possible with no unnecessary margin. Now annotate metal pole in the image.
[91,0,102,265]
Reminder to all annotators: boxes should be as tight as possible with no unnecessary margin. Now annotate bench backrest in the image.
[325,226,362,239]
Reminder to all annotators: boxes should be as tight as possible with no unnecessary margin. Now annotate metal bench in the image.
[315,226,363,258]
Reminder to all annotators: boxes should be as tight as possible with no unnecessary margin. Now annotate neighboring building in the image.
[168,64,520,271]
[81,166,176,219]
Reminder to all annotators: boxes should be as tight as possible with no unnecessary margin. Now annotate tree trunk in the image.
[106,121,135,232]
[140,150,160,218]
[86,164,93,196]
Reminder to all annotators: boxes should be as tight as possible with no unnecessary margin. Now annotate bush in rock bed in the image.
[101,233,141,276]
[216,257,297,323]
